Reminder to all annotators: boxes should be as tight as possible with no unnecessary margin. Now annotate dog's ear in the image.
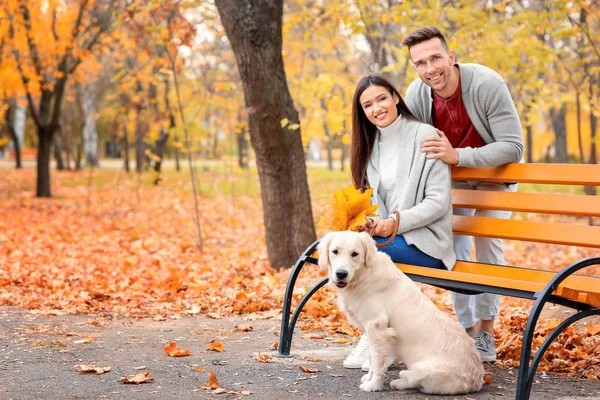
[316,232,334,270]
[361,232,379,268]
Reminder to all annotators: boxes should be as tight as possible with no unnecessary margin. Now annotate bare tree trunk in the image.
[526,125,533,163]
[153,128,169,184]
[75,129,83,171]
[174,145,181,171]
[549,104,569,163]
[123,125,130,173]
[134,80,146,173]
[237,129,249,169]
[53,133,65,170]
[575,91,584,162]
[135,106,145,173]
[584,76,597,201]
[589,77,597,165]
[215,0,316,269]
[36,126,54,197]
[320,99,333,171]
[81,83,99,167]
[341,142,349,171]
[5,101,22,169]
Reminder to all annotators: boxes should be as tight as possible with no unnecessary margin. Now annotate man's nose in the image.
[336,270,348,280]
[426,61,435,74]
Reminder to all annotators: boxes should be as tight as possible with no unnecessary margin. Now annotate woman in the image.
[343,73,456,370]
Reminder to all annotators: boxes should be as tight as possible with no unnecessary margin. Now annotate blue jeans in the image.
[373,235,446,270]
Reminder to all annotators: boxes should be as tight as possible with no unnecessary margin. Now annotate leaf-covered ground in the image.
[0,167,598,379]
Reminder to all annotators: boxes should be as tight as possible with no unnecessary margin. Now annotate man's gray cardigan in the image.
[405,63,524,167]
[367,117,456,270]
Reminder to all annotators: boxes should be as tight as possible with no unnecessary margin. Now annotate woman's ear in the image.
[393,93,400,105]
[361,232,379,268]
[317,233,333,270]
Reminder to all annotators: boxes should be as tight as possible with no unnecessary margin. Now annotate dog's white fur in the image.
[318,231,484,394]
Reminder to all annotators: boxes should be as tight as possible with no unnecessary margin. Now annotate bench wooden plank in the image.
[399,262,600,302]
[399,264,544,293]
[452,215,600,248]
[554,288,600,308]
[450,261,599,292]
[451,164,600,185]
[451,189,600,217]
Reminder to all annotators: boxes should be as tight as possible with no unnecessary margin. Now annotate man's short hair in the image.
[402,26,450,52]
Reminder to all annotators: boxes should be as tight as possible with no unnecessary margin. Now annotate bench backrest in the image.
[450,163,600,250]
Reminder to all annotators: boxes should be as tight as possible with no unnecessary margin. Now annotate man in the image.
[402,26,524,362]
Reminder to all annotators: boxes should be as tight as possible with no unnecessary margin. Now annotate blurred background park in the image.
[1,0,598,172]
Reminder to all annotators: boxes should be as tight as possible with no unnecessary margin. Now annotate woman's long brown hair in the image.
[350,74,419,190]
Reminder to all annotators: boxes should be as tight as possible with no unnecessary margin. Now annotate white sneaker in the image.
[343,335,370,369]
[361,357,370,372]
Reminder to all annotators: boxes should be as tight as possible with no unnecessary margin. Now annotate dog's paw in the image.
[398,370,411,379]
[359,379,384,392]
[390,378,411,391]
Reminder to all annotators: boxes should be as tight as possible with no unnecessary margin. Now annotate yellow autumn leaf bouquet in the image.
[318,185,379,232]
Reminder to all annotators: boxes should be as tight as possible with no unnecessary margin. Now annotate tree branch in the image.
[7,11,41,130]
[567,14,600,63]
[51,9,59,41]
[19,2,45,82]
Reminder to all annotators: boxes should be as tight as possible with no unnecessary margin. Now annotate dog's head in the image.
[317,231,379,289]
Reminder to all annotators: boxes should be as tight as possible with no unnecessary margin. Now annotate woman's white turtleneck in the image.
[377,116,410,217]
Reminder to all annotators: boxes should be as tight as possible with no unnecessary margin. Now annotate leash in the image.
[372,210,400,248]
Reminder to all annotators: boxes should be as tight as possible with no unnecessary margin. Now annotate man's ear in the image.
[361,232,379,268]
[448,49,456,65]
[317,232,334,270]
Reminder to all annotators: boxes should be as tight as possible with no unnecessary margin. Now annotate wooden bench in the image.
[8,148,38,160]
[276,163,600,400]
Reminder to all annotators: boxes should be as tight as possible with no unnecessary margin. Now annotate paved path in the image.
[0,307,598,400]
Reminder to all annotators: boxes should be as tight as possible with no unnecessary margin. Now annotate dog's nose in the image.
[335,270,348,280]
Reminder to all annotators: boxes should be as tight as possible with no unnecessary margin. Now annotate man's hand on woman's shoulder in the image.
[421,129,459,165]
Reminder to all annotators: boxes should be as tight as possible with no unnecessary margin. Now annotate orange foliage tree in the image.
[3,0,117,197]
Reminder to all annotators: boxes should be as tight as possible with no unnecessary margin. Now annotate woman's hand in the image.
[366,217,397,237]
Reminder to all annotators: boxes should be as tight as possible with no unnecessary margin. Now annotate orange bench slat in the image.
[451,189,600,217]
[398,262,600,305]
[451,163,600,185]
[452,215,600,248]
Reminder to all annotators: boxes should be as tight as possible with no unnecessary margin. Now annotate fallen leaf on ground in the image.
[332,338,349,344]
[587,322,600,336]
[255,352,273,362]
[73,337,93,344]
[301,333,326,339]
[235,324,253,332]
[192,367,205,372]
[299,365,319,373]
[207,341,224,352]
[207,370,219,389]
[304,357,322,362]
[483,373,493,384]
[121,371,154,384]
[74,364,111,374]
[164,341,191,357]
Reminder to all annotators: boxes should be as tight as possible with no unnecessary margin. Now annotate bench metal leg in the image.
[275,240,323,357]
[516,256,600,400]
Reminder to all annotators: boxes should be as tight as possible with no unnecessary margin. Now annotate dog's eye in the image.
[351,252,358,257]
[332,249,338,255]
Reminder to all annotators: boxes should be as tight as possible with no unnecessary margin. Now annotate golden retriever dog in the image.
[317,231,484,394]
